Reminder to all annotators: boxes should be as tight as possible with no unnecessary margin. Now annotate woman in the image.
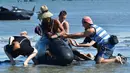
[35,5,74,65]
[4,31,38,67]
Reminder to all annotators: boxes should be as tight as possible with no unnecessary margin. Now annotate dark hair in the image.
[59,10,67,17]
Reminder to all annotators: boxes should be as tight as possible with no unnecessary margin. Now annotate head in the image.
[20,31,28,36]
[82,16,93,29]
[59,10,67,21]
[39,5,53,20]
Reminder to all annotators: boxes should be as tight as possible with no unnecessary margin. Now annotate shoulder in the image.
[88,27,95,33]
[53,19,58,23]
[64,21,69,25]
[84,28,95,36]
[53,19,61,25]
[55,18,59,21]
[62,20,69,26]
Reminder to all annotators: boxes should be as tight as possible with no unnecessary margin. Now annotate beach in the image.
[0,0,130,73]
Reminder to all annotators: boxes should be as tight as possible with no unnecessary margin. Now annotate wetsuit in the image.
[5,36,35,58]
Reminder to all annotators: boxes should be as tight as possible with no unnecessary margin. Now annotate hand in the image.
[23,62,28,67]
[74,40,80,47]
[51,35,58,39]
[69,39,77,46]
[62,34,68,38]
[47,32,53,38]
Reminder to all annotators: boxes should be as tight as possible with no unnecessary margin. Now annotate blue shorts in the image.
[95,43,115,62]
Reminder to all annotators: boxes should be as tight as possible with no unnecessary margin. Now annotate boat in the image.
[0,6,35,20]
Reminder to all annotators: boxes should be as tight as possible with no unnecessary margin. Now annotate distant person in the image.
[63,16,126,64]
[4,31,38,67]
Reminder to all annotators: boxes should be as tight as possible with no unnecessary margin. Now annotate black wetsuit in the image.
[5,36,34,58]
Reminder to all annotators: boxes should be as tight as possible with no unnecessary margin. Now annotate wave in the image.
[0,35,39,43]
[1,35,130,48]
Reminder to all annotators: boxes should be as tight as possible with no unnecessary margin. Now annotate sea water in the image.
[0,0,130,73]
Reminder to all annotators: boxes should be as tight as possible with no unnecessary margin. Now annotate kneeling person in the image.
[4,31,38,67]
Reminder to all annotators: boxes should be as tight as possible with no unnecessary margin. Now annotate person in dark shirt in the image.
[4,31,38,67]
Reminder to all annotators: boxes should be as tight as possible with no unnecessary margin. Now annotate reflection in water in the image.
[0,60,129,73]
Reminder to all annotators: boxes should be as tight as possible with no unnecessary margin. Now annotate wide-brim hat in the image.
[40,5,53,19]
[40,11,53,18]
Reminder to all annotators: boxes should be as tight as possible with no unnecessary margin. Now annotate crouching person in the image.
[4,31,38,67]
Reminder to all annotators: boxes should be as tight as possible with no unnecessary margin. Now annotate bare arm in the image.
[51,19,66,38]
[23,48,38,67]
[76,40,96,47]
[63,32,86,39]
[63,21,69,33]
[69,39,96,47]
[57,19,66,36]
[63,27,95,39]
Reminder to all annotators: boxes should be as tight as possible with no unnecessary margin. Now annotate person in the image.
[4,31,38,67]
[35,5,67,64]
[57,10,69,33]
[63,16,125,64]
[56,10,94,61]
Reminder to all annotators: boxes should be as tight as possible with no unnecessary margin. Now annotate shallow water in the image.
[0,0,130,73]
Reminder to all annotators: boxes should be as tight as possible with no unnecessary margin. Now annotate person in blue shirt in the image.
[63,16,125,64]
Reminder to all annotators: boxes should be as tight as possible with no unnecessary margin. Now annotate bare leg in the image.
[97,56,123,64]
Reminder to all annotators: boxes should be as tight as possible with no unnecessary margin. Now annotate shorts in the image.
[95,44,114,62]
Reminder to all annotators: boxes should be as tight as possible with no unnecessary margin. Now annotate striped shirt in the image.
[90,24,110,45]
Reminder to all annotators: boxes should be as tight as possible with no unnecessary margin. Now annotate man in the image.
[56,10,94,61]
[4,31,38,67]
[63,16,125,64]
[35,5,68,64]
[57,10,69,33]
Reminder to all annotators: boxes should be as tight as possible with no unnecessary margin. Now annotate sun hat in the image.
[39,5,53,19]
[82,16,93,24]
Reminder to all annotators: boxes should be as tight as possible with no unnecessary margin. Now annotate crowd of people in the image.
[4,5,127,67]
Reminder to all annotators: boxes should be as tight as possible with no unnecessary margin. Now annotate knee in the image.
[95,57,104,64]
